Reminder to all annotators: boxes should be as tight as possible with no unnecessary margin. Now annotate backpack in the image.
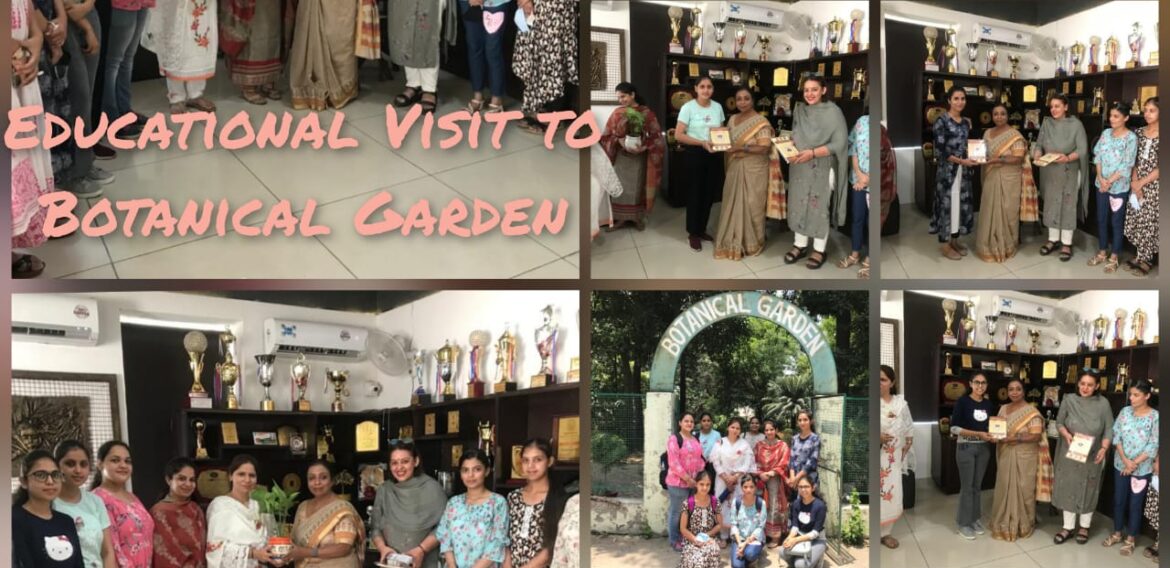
[658,433,685,490]
[734,496,764,517]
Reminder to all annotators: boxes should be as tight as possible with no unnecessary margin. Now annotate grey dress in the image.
[1035,116,1089,231]
[1050,394,1114,514]
[788,100,849,239]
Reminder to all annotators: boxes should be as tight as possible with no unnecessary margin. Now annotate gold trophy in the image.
[1093,314,1109,350]
[1008,55,1020,79]
[944,27,958,73]
[324,369,349,412]
[712,22,727,58]
[494,326,518,393]
[1028,329,1041,354]
[467,330,490,398]
[193,419,210,460]
[1091,87,1105,115]
[434,340,460,402]
[944,353,954,376]
[827,17,844,54]
[1113,309,1128,348]
[1070,42,1084,75]
[961,300,976,347]
[923,27,939,71]
[848,9,863,53]
[1128,22,1143,68]
[1131,308,1147,345]
[926,78,935,101]
[688,7,703,56]
[986,43,999,77]
[291,352,312,411]
[667,7,685,54]
[184,331,212,409]
[734,22,748,60]
[477,421,494,459]
[670,61,680,86]
[941,299,957,344]
[531,305,560,387]
[1088,36,1101,72]
[216,329,240,410]
[985,315,999,350]
[1116,363,1130,393]
[755,34,772,61]
[1105,36,1120,70]
[255,354,276,411]
[850,68,866,100]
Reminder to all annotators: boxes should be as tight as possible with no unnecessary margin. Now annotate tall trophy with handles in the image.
[435,340,460,402]
[291,352,312,411]
[255,354,276,411]
[216,329,241,410]
[468,330,490,398]
[531,306,559,388]
[494,325,518,393]
[411,349,431,406]
[184,331,212,408]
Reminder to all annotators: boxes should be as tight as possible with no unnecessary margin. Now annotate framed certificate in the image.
[221,422,240,445]
[1066,433,1094,463]
[447,410,460,434]
[1042,360,1058,379]
[709,127,732,152]
[988,416,1007,439]
[424,413,436,436]
[961,354,973,369]
[355,421,380,453]
[552,415,580,463]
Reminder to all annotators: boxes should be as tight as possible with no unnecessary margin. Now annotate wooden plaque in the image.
[1075,80,1083,95]
[447,410,460,434]
[1042,360,1058,379]
[1023,85,1038,103]
[834,84,844,99]
[832,61,842,76]
[451,444,463,467]
[773,67,789,86]
[552,415,580,463]
[355,421,380,453]
[221,422,239,445]
[1098,356,1107,370]
[511,445,524,479]
[961,355,972,369]
[425,413,436,436]
[817,63,825,75]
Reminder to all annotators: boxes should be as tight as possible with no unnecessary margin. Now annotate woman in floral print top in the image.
[92,442,154,567]
[436,450,508,568]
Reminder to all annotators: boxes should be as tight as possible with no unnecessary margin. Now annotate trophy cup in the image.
[944,28,958,73]
[961,300,976,347]
[531,305,559,387]
[848,9,863,53]
[410,349,431,406]
[926,78,935,102]
[467,330,490,398]
[1089,36,1101,72]
[755,34,772,61]
[1105,36,1120,70]
[850,68,865,100]
[1028,329,1041,354]
[667,7,685,54]
[1006,320,1018,351]
[734,22,748,59]
[712,22,727,58]
[944,353,954,376]
[1056,46,1068,77]
[941,299,957,345]
[1091,87,1105,115]
[966,42,980,75]
[184,331,213,409]
[193,419,210,460]
[477,421,494,459]
[434,340,459,402]
[324,369,349,412]
[985,315,999,350]
[1093,314,1109,350]
[670,61,680,86]
[255,354,276,411]
[1131,308,1147,346]
[1008,55,1020,79]
[1128,22,1143,67]
[216,329,241,410]
[494,325,518,393]
[1113,309,1128,348]
[1070,42,1084,75]
[986,43,998,77]
[291,352,312,411]
[1116,363,1129,393]
[809,24,822,58]
[827,17,843,54]
[688,7,703,56]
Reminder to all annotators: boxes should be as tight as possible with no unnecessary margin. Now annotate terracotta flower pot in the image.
[268,536,293,560]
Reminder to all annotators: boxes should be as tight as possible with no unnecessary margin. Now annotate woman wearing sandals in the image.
[879,365,913,549]
[1102,379,1158,557]
[12,0,54,279]
[1123,97,1159,277]
[512,0,578,135]
[1088,102,1137,273]
[930,86,977,261]
[220,0,290,105]
[1033,94,1089,262]
[460,0,513,115]
[1051,372,1113,546]
[144,0,218,115]
[783,75,848,271]
[673,76,726,252]
[600,82,665,232]
[948,373,996,540]
[839,112,869,278]
[389,0,457,114]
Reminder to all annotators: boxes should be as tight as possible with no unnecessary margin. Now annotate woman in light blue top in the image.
[697,412,722,460]
[460,0,513,114]
[674,76,727,252]
[729,475,766,568]
[1090,102,1138,272]
[1104,379,1159,555]
[52,440,115,568]
[840,113,870,278]
[436,449,508,568]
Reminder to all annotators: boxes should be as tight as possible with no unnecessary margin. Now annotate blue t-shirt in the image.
[698,429,722,460]
[788,497,826,535]
[951,395,997,435]
[677,99,726,142]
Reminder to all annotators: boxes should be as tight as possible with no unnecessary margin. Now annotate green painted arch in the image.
[648,291,838,395]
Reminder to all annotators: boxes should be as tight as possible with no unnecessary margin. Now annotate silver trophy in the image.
[985,43,998,77]
[712,21,727,58]
[1128,22,1143,67]
[410,349,430,405]
[1057,46,1069,76]
[255,354,276,411]
[1005,320,1018,351]
[966,42,980,75]
[984,315,999,350]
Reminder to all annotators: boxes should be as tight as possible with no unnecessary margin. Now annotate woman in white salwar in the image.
[591,143,623,238]
[710,417,757,543]
[206,455,275,568]
[143,0,218,114]
[879,365,913,549]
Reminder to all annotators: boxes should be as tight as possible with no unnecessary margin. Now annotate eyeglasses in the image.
[28,471,64,483]
[389,437,413,447]
[971,381,988,386]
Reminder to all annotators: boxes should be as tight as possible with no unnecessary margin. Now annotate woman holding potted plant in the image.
[206,455,276,568]
[150,458,207,568]
[275,460,362,567]
[370,440,447,568]
[600,82,664,231]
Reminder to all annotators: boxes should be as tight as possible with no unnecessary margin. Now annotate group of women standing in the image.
[598,76,870,278]
[664,411,825,568]
[932,88,1159,275]
[14,437,579,568]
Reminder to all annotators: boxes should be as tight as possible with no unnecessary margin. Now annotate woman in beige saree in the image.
[989,379,1054,541]
[276,461,362,568]
[288,0,361,111]
[714,87,784,260]
[975,105,1037,262]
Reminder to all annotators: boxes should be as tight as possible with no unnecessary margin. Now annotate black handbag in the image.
[902,470,916,509]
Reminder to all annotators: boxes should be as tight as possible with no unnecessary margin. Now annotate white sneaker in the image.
[65,178,103,198]
[86,166,116,186]
[958,526,976,540]
[973,520,986,534]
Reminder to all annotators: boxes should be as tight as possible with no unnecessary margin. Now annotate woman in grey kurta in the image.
[783,76,848,270]
[1051,372,1114,545]
[1033,94,1088,262]
[370,441,449,568]
[388,0,458,113]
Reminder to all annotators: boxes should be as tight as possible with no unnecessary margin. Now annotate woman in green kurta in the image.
[782,75,848,270]
[370,440,448,568]
[1033,94,1088,262]
[1051,372,1114,546]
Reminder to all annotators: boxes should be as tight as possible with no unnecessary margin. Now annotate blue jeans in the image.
[1112,469,1151,537]
[850,189,869,253]
[730,542,762,568]
[103,8,147,119]
[666,485,690,547]
[956,442,990,528]
[1095,190,1130,254]
[458,0,509,97]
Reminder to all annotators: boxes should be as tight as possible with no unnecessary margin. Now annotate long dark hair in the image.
[880,365,897,395]
[159,457,196,501]
[227,454,259,491]
[54,439,92,489]
[520,438,567,551]
[14,450,57,507]
[92,440,130,488]
[795,410,816,433]
[945,86,966,110]
[616,81,645,106]
[1108,101,1131,119]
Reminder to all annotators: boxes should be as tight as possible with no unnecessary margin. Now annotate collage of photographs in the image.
[2,1,1166,568]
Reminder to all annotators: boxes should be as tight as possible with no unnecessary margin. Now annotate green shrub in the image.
[841,487,867,547]
[592,432,628,482]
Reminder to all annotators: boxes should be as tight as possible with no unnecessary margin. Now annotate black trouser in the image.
[684,146,724,236]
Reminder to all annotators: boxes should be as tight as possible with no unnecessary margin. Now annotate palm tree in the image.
[762,373,812,430]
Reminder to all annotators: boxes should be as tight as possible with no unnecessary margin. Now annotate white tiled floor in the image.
[33,63,579,279]
[881,479,1157,568]
[590,202,862,279]
[882,205,1158,280]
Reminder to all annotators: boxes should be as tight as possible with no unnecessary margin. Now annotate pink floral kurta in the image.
[94,488,156,568]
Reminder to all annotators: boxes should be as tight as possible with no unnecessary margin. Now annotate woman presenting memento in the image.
[783,76,848,270]
[1033,94,1089,262]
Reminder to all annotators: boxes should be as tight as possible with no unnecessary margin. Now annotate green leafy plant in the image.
[841,487,867,547]
[761,373,812,430]
[252,482,299,537]
[592,432,628,483]
[624,107,646,137]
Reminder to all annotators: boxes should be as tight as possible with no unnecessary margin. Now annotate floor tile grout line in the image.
[511,257,569,279]
[311,235,359,279]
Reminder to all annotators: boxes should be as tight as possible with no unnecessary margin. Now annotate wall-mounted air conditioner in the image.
[263,319,368,359]
[992,295,1054,325]
[720,2,783,30]
[12,295,100,346]
[976,23,1032,50]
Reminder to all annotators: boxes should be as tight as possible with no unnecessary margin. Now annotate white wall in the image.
[592,0,633,129]
[374,291,580,402]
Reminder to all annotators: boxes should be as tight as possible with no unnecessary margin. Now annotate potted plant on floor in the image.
[253,483,299,561]
[623,107,646,152]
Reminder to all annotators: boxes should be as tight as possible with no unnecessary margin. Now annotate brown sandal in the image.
[880,536,899,549]
[941,243,962,260]
[186,97,217,112]
[242,89,268,105]
[1121,539,1136,556]
[837,253,861,269]
[169,102,188,115]
[1088,250,1108,266]
[1103,532,1123,547]
[1104,255,1120,273]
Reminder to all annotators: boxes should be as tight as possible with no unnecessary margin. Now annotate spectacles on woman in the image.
[28,470,65,483]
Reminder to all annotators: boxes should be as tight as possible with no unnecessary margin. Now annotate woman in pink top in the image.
[666,411,706,552]
[92,441,154,567]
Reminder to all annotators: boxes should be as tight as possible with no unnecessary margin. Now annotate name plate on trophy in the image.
[447,411,460,434]
[530,373,548,388]
[425,413,437,436]
[355,421,380,453]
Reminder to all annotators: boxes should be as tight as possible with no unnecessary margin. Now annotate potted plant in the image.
[623,107,645,152]
[253,483,299,559]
